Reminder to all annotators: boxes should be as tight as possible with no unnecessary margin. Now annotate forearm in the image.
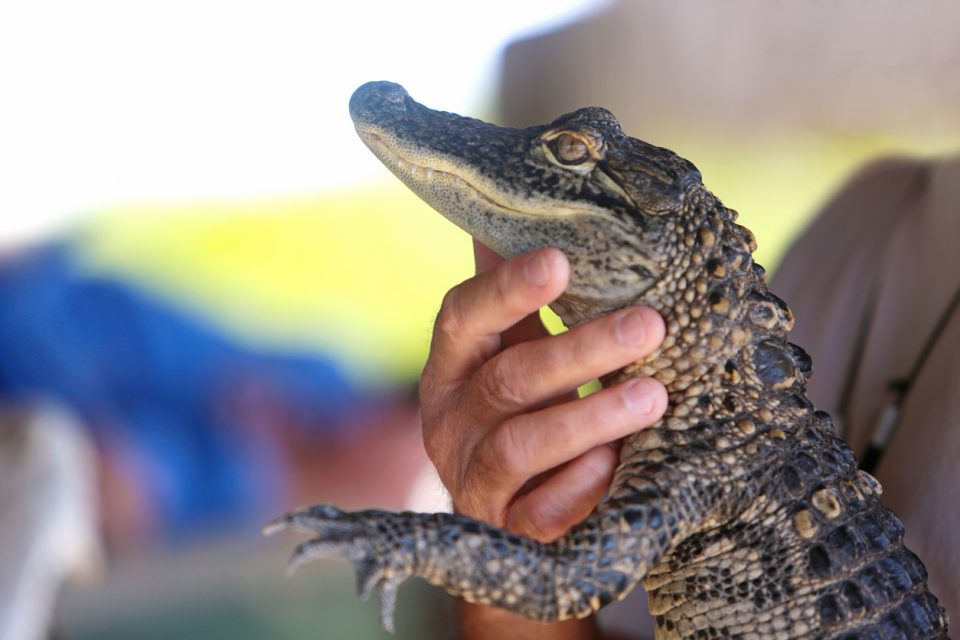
[457,600,602,640]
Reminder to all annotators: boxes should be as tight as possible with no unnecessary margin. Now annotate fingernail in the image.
[606,438,624,452]
[624,379,655,414]
[616,309,647,346]
[523,252,550,286]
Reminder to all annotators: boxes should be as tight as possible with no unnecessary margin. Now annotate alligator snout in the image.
[349,80,410,122]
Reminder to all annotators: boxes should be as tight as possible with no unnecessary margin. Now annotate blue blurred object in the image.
[0,242,366,539]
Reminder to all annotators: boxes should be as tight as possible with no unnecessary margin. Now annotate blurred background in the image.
[1,1,959,638]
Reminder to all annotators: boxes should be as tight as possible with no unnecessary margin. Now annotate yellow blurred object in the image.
[75,182,474,385]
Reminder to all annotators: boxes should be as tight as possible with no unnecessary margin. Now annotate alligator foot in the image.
[264,504,410,633]
[266,502,660,631]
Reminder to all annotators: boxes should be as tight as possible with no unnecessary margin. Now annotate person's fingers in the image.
[423,248,569,388]
[459,306,665,420]
[465,376,667,507]
[422,241,671,540]
[474,240,554,348]
[505,444,621,542]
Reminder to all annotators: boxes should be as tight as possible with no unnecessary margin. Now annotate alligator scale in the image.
[265,81,949,638]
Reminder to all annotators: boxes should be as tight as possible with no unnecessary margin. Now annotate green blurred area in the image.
[61,541,455,640]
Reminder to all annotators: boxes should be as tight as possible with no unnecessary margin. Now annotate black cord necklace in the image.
[859,279,960,473]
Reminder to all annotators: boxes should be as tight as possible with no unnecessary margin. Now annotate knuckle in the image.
[421,419,463,493]
[418,362,445,410]
[479,354,528,409]
[435,287,466,339]
[421,428,448,473]
[486,420,530,480]
[419,366,464,433]
[421,419,445,463]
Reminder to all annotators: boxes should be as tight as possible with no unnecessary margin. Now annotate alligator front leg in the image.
[265,495,687,633]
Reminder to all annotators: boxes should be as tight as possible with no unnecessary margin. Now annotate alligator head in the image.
[349,80,708,327]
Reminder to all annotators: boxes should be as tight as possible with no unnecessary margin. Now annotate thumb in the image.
[473,241,560,347]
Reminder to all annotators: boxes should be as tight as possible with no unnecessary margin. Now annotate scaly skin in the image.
[265,82,949,639]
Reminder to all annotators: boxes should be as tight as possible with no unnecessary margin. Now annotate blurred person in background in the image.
[418,1,960,638]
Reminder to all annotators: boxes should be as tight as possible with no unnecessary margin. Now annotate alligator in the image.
[265,81,950,638]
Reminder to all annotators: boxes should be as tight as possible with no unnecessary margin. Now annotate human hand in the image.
[419,242,668,543]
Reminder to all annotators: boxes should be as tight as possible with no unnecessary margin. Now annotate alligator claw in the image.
[262,503,346,536]
[284,538,337,577]
[264,504,407,633]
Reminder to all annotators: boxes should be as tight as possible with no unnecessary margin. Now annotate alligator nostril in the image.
[383,87,405,105]
[349,81,410,120]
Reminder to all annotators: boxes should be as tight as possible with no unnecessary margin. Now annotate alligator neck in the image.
[608,187,812,429]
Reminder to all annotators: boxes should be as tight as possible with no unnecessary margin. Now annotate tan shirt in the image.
[772,155,960,621]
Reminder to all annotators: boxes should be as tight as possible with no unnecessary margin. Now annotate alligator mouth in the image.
[355,127,603,220]
[358,130,440,180]
[356,128,525,216]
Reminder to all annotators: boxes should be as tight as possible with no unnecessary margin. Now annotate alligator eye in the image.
[554,133,589,164]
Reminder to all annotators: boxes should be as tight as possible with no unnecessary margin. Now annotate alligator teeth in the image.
[408,164,432,179]
[394,158,436,179]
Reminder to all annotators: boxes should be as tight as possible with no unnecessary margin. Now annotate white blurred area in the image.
[0,405,102,640]
[0,0,607,245]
